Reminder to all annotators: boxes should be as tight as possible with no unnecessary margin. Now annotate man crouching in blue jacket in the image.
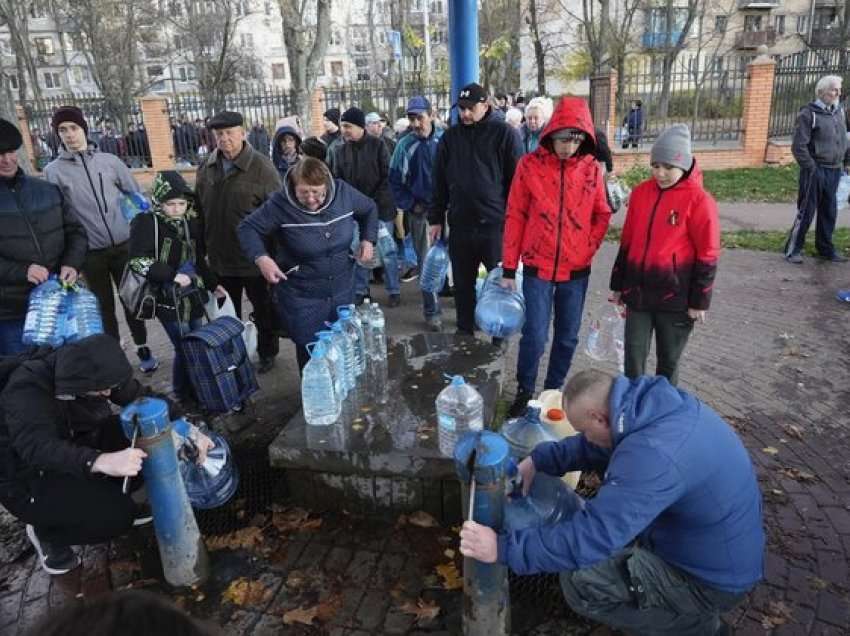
[460,369,764,636]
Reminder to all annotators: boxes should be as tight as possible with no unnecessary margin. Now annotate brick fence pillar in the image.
[741,55,775,167]
[15,104,36,173]
[310,88,325,138]
[139,96,175,171]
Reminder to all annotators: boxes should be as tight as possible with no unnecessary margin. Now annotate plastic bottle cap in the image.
[527,400,543,409]
[451,375,465,386]
[547,408,565,421]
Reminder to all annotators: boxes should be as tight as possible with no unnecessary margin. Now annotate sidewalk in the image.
[1,245,849,635]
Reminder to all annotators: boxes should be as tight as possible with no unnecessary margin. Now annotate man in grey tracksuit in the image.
[43,106,158,372]
[785,75,850,264]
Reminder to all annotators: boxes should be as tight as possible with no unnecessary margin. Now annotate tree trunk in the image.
[527,0,546,94]
[0,79,30,173]
[280,0,331,125]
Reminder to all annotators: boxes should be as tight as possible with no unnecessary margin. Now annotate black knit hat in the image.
[323,108,341,126]
[51,105,88,135]
[0,118,23,153]
[341,107,366,130]
[151,170,194,205]
[301,137,328,162]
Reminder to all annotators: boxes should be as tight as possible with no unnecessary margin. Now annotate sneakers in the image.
[387,294,401,308]
[257,357,276,375]
[816,253,849,263]
[426,316,443,332]
[133,503,153,527]
[785,253,803,264]
[401,267,419,283]
[508,389,533,418]
[137,346,159,374]
[26,525,81,575]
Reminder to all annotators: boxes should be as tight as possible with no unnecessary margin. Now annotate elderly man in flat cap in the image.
[195,111,282,377]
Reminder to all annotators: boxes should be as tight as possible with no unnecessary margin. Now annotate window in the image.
[430,0,443,13]
[738,55,755,72]
[72,66,92,83]
[265,0,272,14]
[42,72,61,89]
[169,0,182,16]
[272,63,287,80]
[147,65,164,78]
[813,7,837,30]
[378,31,386,44]
[331,30,343,46]
[188,66,196,80]
[8,74,18,90]
[240,33,254,48]
[710,56,724,74]
[379,60,389,73]
[330,61,344,77]
[236,0,250,15]
[29,1,47,18]
[796,14,810,34]
[178,67,187,81]
[174,35,185,49]
[774,14,785,35]
[355,57,369,80]
[646,7,689,35]
[0,39,10,55]
[714,16,727,33]
[33,37,55,57]
[743,15,763,32]
[432,28,444,44]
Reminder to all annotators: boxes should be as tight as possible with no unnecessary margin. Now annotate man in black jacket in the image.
[0,118,88,355]
[331,107,401,307]
[428,83,524,334]
[0,335,212,575]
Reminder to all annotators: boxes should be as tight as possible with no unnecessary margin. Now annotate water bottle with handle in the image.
[376,224,398,262]
[475,268,526,338]
[367,301,388,405]
[22,276,67,348]
[420,239,450,293]
[301,340,341,426]
[330,321,355,394]
[337,306,366,379]
[119,191,151,223]
[436,375,484,456]
[315,330,346,401]
[64,284,104,343]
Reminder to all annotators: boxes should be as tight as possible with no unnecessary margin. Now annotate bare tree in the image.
[0,73,31,172]
[278,0,332,124]
[480,0,522,90]
[0,0,42,102]
[685,0,736,130]
[525,0,547,94]
[654,0,700,118]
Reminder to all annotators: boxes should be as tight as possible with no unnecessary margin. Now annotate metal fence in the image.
[615,55,747,146]
[768,48,850,139]
[323,81,452,123]
[19,93,148,169]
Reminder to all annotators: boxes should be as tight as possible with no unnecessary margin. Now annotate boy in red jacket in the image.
[610,124,720,385]
[502,97,611,416]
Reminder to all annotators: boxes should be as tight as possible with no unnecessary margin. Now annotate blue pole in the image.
[454,431,511,635]
[448,0,479,124]
[121,398,209,588]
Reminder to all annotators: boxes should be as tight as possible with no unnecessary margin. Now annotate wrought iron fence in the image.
[615,55,746,146]
[768,48,850,139]
[19,93,148,169]
[322,81,452,123]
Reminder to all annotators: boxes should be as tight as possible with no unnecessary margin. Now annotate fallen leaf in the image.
[206,526,264,552]
[109,560,141,574]
[762,447,779,455]
[435,562,463,590]
[399,598,441,623]
[779,468,818,483]
[352,423,365,431]
[782,424,804,440]
[272,508,322,533]
[286,570,306,588]
[315,593,343,622]
[283,605,318,626]
[120,578,159,590]
[222,577,272,607]
[407,510,439,528]
[760,600,793,629]
[444,548,455,559]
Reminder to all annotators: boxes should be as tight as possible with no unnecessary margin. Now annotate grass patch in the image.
[605,226,850,255]
[619,164,800,203]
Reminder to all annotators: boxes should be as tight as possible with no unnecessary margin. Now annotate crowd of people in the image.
[4,73,848,635]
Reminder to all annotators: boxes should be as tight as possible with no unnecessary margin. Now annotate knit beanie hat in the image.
[650,124,692,172]
[0,118,23,153]
[301,136,328,162]
[51,105,88,135]
[341,107,366,130]
[151,170,194,205]
[323,108,341,126]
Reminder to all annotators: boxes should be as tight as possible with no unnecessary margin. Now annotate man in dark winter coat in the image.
[247,122,271,158]
[0,335,213,575]
[428,82,523,334]
[0,118,88,355]
[330,107,400,307]
[785,75,850,264]
[195,110,282,374]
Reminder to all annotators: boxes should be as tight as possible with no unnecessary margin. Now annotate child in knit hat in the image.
[609,124,720,385]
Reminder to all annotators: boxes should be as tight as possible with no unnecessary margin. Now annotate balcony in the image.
[737,0,780,7]
[735,28,777,48]
[810,27,843,47]
[642,31,683,49]
[814,0,838,6]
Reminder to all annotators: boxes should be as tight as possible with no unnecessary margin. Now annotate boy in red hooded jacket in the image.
[610,124,720,385]
[502,97,611,416]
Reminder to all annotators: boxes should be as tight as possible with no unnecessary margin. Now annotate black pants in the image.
[217,274,279,361]
[448,225,503,334]
[785,165,843,258]
[83,242,148,346]
[624,308,694,386]
[3,418,135,547]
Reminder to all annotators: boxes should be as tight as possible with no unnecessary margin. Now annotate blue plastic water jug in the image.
[420,239,450,293]
[22,276,67,348]
[503,473,584,533]
[64,285,104,343]
[179,428,239,509]
[500,400,558,459]
[119,191,150,223]
[475,284,525,338]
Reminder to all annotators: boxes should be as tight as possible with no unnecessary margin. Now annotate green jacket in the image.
[195,142,281,277]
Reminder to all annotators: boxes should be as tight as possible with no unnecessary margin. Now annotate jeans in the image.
[786,165,843,258]
[516,274,589,394]
[355,220,400,297]
[0,318,26,356]
[408,209,440,318]
[560,547,745,636]
[624,309,694,386]
[159,317,204,399]
[448,225,502,334]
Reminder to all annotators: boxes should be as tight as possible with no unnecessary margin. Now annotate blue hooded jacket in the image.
[388,125,444,212]
[497,376,764,594]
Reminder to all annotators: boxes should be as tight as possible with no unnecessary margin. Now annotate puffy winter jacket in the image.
[498,375,765,594]
[428,107,523,228]
[610,162,720,312]
[502,97,611,282]
[0,170,88,320]
[330,133,395,222]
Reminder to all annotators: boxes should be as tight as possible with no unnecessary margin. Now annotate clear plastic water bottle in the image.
[501,400,558,460]
[585,304,625,362]
[436,375,484,456]
[119,191,150,223]
[474,282,526,338]
[22,276,67,348]
[315,330,345,401]
[503,473,584,533]
[179,428,239,509]
[64,286,104,343]
[329,322,355,394]
[420,239,450,294]
[337,306,365,379]
[376,224,398,261]
[301,339,341,426]
[367,302,388,405]
[481,266,523,299]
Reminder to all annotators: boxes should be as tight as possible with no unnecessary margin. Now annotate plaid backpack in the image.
[181,316,259,414]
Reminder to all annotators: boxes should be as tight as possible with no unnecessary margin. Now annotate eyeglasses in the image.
[554,131,587,143]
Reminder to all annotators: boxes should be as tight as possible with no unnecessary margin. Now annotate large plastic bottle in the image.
[178,427,239,509]
[301,340,341,426]
[367,301,388,405]
[64,286,104,343]
[503,473,584,533]
[474,268,526,338]
[420,238,450,293]
[585,303,625,365]
[500,400,558,460]
[376,224,398,262]
[329,321,355,394]
[337,306,365,379]
[480,266,524,299]
[22,276,67,348]
[315,330,345,401]
[436,375,484,456]
[119,191,151,223]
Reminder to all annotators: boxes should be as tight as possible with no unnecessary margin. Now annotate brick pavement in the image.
[1,243,849,635]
